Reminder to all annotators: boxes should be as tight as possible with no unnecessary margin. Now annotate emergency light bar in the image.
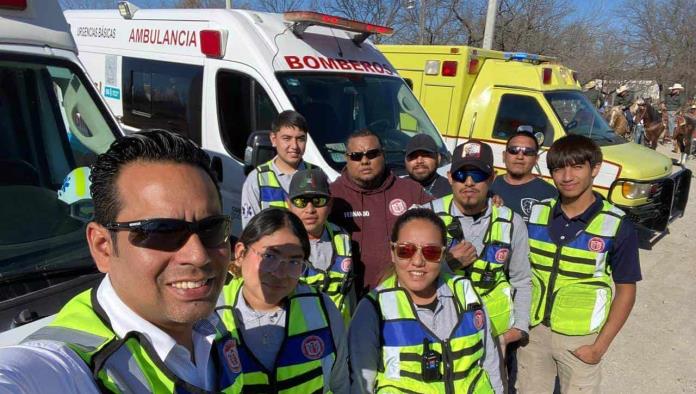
[0,0,26,10]
[503,51,555,64]
[284,11,394,45]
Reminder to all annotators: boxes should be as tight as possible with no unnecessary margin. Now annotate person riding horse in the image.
[635,98,665,150]
[674,104,696,164]
[665,83,687,147]
[583,80,603,109]
[614,85,635,129]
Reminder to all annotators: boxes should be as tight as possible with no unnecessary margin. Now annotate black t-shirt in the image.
[490,177,558,221]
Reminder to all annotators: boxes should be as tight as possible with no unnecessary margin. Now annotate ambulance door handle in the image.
[211,156,223,182]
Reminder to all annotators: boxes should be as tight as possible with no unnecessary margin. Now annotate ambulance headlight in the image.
[620,181,654,199]
[118,1,138,19]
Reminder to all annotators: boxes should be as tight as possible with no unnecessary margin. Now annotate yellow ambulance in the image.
[378,45,691,233]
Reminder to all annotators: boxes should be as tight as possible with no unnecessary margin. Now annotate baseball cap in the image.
[288,168,330,200]
[451,140,494,175]
[405,134,438,157]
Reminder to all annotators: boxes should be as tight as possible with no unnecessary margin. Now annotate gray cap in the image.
[288,168,330,199]
[405,134,438,157]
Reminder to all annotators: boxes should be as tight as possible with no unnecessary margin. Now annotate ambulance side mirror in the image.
[244,131,275,175]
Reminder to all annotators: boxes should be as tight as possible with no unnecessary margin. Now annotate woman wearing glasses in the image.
[218,208,349,393]
[349,208,503,393]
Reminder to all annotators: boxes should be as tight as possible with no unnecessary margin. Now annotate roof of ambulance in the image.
[0,1,76,52]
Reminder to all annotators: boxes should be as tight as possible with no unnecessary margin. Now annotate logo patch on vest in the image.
[341,258,352,273]
[495,248,510,263]
[301,335,325,360]
[223,339,242,373]
[389,199,407,216]
[473,310,485,330]
[588,237,605,252]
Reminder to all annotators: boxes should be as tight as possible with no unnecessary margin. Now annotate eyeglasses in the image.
[346,148,383,162]
[247,245,308,279]
[391,242,445,263]
[451,169,490,183]
[506,146,538,156]
[105,215,231,251]
[290,196,329,209]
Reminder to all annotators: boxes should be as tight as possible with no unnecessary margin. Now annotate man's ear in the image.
[447,171,453,186]
[591,162,601,178]
[87,222,114,273]
[269,131,277,148]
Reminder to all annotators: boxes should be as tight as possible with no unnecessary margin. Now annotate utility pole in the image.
[419,0,425,44]
[482,0,497,49]
[226,0,232,9]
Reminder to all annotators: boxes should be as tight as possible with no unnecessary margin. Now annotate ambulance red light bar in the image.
[284,11,393,45]
[0,0,26,10]
[200,30,226,58]
[542,68,552,84]
[442,61,457,77]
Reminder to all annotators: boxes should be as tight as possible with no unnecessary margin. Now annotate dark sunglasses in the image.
[105,215,231,251]
[290,196,329,208]
[452,169,490,183]
[506,146,538,156]
[391,242,445,263]
[346,148,383,162]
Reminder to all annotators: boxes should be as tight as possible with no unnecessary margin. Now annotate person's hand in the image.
[501,328,524,345]
[491,194,505,207]
[446,241,477,270]
[571,344,604,365]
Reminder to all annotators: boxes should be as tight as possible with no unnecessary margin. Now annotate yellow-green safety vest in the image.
[23,288,242,393]
[300,222,354,325]
[368,273,494,394]
[257,160,313,210]
[427,194,515,337]
[527,198,623,336]
[218,278,337,393]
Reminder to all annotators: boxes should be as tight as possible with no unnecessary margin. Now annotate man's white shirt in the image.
[0,276,218,393]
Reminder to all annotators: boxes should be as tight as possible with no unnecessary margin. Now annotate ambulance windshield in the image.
[0,54,118,289]
[277,72,450,171]
[545,91,626,146]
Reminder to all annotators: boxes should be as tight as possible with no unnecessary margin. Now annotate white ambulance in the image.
[64,4,450,232]
[0,0,121,338]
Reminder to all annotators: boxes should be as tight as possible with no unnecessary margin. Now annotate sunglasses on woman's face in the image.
[346,148,383,162]
[105,215,231,252]
[506,146,538,156]
[391,242,445,263]
[451,169,490,183]
[290,196,329,209]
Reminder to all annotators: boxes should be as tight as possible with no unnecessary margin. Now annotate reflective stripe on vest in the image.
[368,274,494,394]
[218,278,336,393]
[257,160,314,210]
[23,288,242,393]
[527,199,623,335]
[301,222,354,325]
[428,195,516,337]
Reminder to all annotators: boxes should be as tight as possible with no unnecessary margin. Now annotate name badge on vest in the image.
[421,338,442,382]
[480,269,495,288]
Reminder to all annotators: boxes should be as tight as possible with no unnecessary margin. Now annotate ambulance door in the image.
[203,60,280,235]
[487,88,562,178]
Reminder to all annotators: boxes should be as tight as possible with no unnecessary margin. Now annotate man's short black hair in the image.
[90,129,219,226]
[345,129,383,150]
[272,110,308,134]
[546,134,602,172]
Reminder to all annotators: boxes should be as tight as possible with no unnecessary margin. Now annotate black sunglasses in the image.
[451,169,490,183]
[290,196,329,208]
[105,215,231,251]
[506,146,538,156]
[346,148,383,162]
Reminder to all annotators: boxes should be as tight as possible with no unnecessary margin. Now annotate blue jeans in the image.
[668,111,677,138]
[635,124,645,145]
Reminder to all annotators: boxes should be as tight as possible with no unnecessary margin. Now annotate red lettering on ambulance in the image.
[382,63,393,75]
[336,59,352,70]
[318,56,339,70]
[188,31,197,47]
[360,61,374,73]
[372,62,384,73]
[349,60,364,71]
[285,56,304,69]
[303,56,320,69]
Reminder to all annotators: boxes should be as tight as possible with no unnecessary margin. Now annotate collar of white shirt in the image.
[97,276,217,390]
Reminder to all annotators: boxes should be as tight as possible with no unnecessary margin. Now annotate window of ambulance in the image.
[545,91,625,146]
[0,54,117,303]
[492,94,554,147]
[276,72,450,172]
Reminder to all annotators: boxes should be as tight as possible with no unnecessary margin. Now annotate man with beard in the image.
[491,130,557,222]
[403,134,450,198]
[329,129,432,296]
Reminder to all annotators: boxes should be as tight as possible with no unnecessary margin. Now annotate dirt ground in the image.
[602,144,696,393]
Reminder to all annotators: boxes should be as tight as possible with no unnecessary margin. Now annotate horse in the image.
[604,105,631,138]
[674,114,696,163]
[634,102,664,149]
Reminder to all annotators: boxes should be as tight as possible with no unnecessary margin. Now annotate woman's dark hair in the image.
[272,110,308,134]
[546,134,602,172]
[90,129,219,225]
[390,208,447,246]
[237,208,310,259]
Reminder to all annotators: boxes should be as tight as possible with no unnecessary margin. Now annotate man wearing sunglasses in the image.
[491,129,557,222]
[424,140,532,370]
[0,131,240,392]
[241,110,313,228]
[286,168,355,324]
[329,129,432,296]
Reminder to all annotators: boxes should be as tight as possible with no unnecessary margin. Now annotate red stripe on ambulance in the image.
[284,55,393,75]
